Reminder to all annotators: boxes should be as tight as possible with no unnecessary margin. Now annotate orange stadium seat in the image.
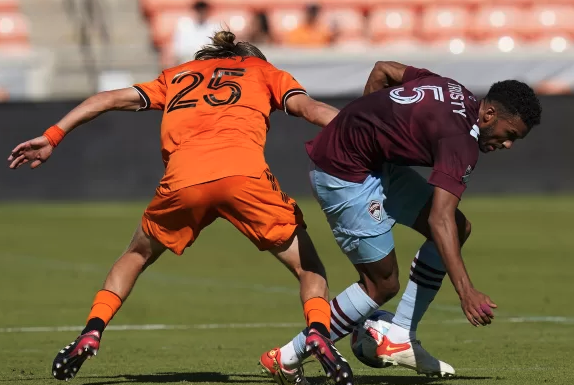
[0,13,28,44]
[529,5,574,38]
[421,6,471,41]
[319,7,365,41]
[140,0,191,17]
[140,0,418,18]
[305,0,406,8]
[267,8,306,43]
[368,7,416,43]
[470,6,526,41]
[210,0,305,7]
[141,0,403,14]
[0,0,19,12]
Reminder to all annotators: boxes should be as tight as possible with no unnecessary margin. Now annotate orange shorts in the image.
[141,170,305,255]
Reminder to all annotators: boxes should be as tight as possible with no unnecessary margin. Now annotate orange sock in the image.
[86,290,123,326]
[303,297,331,332]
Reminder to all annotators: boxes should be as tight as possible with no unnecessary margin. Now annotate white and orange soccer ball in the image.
[350,310,395,368]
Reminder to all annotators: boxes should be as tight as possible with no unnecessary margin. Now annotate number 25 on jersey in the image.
[167,67,246,113]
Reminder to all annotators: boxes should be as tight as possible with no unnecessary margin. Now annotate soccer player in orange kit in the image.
[7,31,354,384]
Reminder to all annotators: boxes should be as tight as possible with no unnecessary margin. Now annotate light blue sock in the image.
[281,283,379,368]
[388,240,446,343]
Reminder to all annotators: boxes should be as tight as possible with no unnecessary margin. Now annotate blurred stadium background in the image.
[1,0,574,198]
[2,0,574,100]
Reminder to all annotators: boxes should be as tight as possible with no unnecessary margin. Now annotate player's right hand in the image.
[459,287,497,326]
[8,136,53,169]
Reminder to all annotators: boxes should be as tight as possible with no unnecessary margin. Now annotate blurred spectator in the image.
[64,0,110,92]
[63,0,109,46]
[247,12,273,45]
[285,4,335,48]
[169,1,220,67]
[535,81,572,95]
[0,87,9,102]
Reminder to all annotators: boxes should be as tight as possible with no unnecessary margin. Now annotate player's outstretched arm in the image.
[7,88,143,170]
[363,61,408,96]
[54,87,144,133]
[429,187,497,327]
[285,93,339,128]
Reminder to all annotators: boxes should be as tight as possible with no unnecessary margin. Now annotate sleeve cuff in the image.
[281,88,308,115]
[428,170,465,200]
[132,86,151,111]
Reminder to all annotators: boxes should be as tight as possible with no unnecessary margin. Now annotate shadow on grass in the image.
[79,372,494,385]
[0,372,495,384]
[81,371,269,384]
[343,375,493,385]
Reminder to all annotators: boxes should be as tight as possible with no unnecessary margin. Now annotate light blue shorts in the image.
[309,162,433,264]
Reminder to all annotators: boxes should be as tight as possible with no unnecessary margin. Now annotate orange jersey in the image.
[133,57,307,192]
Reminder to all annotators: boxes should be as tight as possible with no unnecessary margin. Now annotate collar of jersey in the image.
[470,123,480,141]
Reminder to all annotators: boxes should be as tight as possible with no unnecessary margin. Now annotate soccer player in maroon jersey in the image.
[260,61,542,382]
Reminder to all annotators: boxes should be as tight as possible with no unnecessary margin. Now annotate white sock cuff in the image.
[348,283,379,313]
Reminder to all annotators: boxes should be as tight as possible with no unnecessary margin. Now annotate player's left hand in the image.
[8,136,54,169]
[459,287,497,327]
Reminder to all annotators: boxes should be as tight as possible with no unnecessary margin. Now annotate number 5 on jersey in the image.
[167,68,246,113]
[389,85,444,105]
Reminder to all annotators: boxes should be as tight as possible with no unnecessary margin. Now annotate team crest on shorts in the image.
[368,200,383,222]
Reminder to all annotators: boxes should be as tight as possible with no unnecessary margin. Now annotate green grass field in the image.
[1,197,573,385]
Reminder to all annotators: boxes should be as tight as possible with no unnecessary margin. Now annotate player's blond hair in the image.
[195,30,267,61]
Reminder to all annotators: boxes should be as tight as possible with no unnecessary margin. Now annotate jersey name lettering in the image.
[448,82,466,118]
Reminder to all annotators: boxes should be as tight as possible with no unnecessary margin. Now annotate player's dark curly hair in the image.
[484,80,542,129]
[195,30,267,61]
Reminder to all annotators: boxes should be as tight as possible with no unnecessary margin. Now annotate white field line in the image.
[3,254,574,333]
[2,315,574,334]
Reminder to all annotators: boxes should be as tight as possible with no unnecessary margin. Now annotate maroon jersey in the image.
[306,66,480,199]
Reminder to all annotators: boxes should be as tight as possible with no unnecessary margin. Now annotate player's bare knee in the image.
[367,277,400,305]
[124,225,165,268]
[271,226,326,279]
[361,270,400,305]
[356,250,400,305]
[126,240,153,263]
[380,277,400,301]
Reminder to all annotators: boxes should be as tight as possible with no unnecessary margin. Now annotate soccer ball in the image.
[350,310,395,368]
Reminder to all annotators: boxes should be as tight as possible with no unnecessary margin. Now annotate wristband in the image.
[43,125,66,147]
